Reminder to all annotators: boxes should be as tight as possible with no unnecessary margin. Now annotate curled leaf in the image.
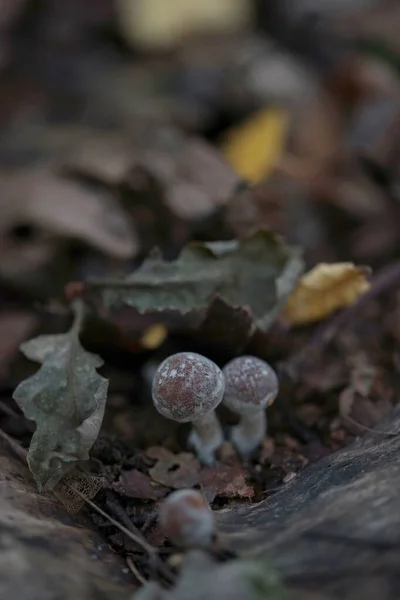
[85,229,304,342]
[13,301,109,491]
[283,262,371,326]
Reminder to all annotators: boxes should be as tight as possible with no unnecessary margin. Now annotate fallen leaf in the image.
[65,124,240,222]
[145,446,177,462]
[222,107,289,183]
[339,358,392,435]
[114,469,170,501]
[283,262,371,325]
[135,125,240,221]
[200,464,254,499]
[149,451,201,489]
[84,229,304,341]
[0,168,138,259]
[116,0,251,50]
[140,323,168,350]
[12,301,109,491]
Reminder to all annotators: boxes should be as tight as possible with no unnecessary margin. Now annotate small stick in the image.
[126,556,147,586]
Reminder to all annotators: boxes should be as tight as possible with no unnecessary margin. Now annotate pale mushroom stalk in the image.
[152,352,225,465]
[230,408,267,456]
[222,355,278,456]
[188,411,224,466]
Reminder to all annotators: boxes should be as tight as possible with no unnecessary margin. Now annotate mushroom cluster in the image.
[151,351,278,464]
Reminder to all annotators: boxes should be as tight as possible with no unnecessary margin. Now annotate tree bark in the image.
[216,406,400,599]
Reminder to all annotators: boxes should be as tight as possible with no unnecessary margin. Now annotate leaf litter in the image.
[2,3,400,600]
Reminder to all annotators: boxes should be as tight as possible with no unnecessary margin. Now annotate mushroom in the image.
[222,355,278,456]
[159,489,215,549]
[152,352,225,465]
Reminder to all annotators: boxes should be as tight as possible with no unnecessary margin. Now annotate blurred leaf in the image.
[140,323,168,349]
[0,168,138,260]
[13,301,109,491]
[85,229,304,339]
[283,262,371,326]
[222,108,289,183]
[200,464,254,500]
[116,0,251,50]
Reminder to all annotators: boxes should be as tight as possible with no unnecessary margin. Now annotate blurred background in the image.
[1,0,400,450]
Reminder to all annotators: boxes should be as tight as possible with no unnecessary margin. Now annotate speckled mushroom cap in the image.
[152,352,225,423]
[222,355,278,414]
[159,489,215,548]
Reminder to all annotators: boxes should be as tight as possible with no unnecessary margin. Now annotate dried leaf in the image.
[149,451,201,489]
[12,301,109,491]
[85,229,304,338]
[283,262,371,326]
[135,126,240,221]
[114,469,169,501]
[140,324,168,350]
[222,107,289,184]
[56,470,103,514]
[200,464,254,500]
[0,168,138,259]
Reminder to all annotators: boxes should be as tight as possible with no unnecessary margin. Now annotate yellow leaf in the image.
[221,107,289,184]
[140,323,168,350]
[116,0,251,50]
[283,263,371,326]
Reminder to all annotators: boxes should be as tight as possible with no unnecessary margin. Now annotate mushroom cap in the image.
[159,489,215,549]
[152,352,225,423]
[222,355,278,414]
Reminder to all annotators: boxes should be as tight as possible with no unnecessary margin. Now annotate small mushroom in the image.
[159,489,215,549]
[222,355,278,456]
[152,352,225,465]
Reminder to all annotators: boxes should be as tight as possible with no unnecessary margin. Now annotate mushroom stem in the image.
[231,409,266,456]
[188,410,224,466]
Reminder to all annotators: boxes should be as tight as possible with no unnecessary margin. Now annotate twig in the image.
[343,415,400,437]
[0,429,174,584]
[0,427,27,461]
[127,556,147,586]
[105,491,149,550]
[69,487,155,556]
[70,487,175,584]
[0,400,20,419]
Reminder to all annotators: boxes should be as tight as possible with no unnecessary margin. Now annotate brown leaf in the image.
[149,451,201,489]
[115,469,169,501]
[0,168,138,259]
[136,125,240,221]
[200,464,254,499]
